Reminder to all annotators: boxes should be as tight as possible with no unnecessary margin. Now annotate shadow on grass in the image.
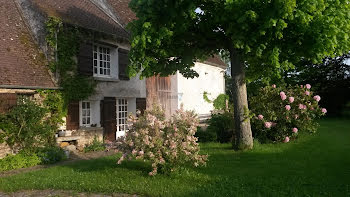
[64,154,152,177]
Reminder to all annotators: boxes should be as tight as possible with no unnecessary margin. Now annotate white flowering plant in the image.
[249,84,327,143]
[115,105,207,176]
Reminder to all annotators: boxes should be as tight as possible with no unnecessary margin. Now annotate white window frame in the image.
[93,44,112,77]
[80,101,92,127]
[116,98,128,138]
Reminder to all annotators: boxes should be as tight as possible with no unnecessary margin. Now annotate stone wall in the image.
[0,143,13,159]
[56,127,104,151]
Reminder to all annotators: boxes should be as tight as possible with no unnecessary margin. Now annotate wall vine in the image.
[45,17,97,104]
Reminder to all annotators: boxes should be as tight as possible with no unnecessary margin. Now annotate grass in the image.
[0,119,350,196]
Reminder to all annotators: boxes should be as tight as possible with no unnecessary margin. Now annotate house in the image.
[0,0,227,152]
[0,0,58,158]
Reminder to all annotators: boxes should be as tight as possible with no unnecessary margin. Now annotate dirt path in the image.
[0,150,117,178]
[0,189,138,197]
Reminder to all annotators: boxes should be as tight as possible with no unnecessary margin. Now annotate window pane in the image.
[87,118,90,124]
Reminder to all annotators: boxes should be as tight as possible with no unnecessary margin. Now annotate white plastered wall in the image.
[177,62,225,116]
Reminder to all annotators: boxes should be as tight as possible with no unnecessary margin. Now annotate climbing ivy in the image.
[45,17,96,104]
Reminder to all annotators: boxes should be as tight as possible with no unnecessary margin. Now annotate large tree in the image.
[127,0,350,150]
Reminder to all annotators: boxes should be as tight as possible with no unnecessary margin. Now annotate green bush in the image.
[0,152,41,172]
[206,112,234,143]
[0,146,67,172]
[84,137,105,153]
[0,98,55,151]
[35,146,67,164]
[249,84,326,143]
[213,94,230,111]
[195,127,217,142]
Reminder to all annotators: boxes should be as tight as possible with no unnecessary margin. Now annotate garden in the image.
[0,118,349,196]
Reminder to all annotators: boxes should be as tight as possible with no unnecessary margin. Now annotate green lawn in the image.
[0,119,350,196]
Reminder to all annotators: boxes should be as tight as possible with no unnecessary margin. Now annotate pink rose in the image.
[272,84,276,88]
[322,108,327,114]
[305,91,310,96]
[306,84,311,89]
[313,95,321,102]
[300,85,304,88]
[258,114,264,120]
[299,104,304,109]
[264,122,272,129]
[284,136,290,143]
[280,92,287,100]
[286,116,289,120]
[292,128,298,133]
[289,97,294,103]
[285,105,291,111]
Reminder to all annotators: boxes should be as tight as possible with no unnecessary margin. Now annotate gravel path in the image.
[0,189,138,197]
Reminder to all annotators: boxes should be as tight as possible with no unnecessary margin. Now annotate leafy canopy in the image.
[128,0,350,81]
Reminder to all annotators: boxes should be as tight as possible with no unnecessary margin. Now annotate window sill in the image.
[78,126,103,131]
[93,76,120,82]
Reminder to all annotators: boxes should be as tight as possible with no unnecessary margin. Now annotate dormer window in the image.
[93,44,111,76]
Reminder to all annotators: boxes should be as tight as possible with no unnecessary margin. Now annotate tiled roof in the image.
[107,0,136,25]
[204,55,227,69]
[0,0,56,88]
[29,0,129,38]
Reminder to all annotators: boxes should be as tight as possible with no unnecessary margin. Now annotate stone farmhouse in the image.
[0,0,226,154]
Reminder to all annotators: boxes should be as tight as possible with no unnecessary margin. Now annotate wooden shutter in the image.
[118,48,130,80]
[102,97,116,141]
[66,101,79,130]
[78,42,93,76]
[0,93,17,114]
[136,98,146,116]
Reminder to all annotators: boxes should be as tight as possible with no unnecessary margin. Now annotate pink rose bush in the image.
[113,105,207,176]
[250,84,326,143]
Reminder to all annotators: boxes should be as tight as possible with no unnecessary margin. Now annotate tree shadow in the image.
[63,154,152,177]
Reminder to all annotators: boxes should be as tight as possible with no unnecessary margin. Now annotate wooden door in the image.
[102,97,116,141]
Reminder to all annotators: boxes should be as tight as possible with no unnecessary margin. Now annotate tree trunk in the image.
[230,49,253,150]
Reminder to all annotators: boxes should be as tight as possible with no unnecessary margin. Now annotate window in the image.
[116,98,128,137]
[93,44,111,76]
[81,101,91,127]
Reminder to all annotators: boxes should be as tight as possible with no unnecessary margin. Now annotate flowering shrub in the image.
[249,84,327,143]
[115,106,207,176]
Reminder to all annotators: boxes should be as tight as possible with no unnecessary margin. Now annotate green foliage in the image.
[84,137,105,153]
[34,146,67,164]
[213,94,229,111]
[285,53,350,116]
[128,0,350,83]
[0,152,41,172]
[45,17,96,104]
[0,147,66,172]
[202,91,212,103]
[206,112,235,143]
[203,92,230,111]
[195,127,217,142]
[0,99,55,151]
[249,84,326,143]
